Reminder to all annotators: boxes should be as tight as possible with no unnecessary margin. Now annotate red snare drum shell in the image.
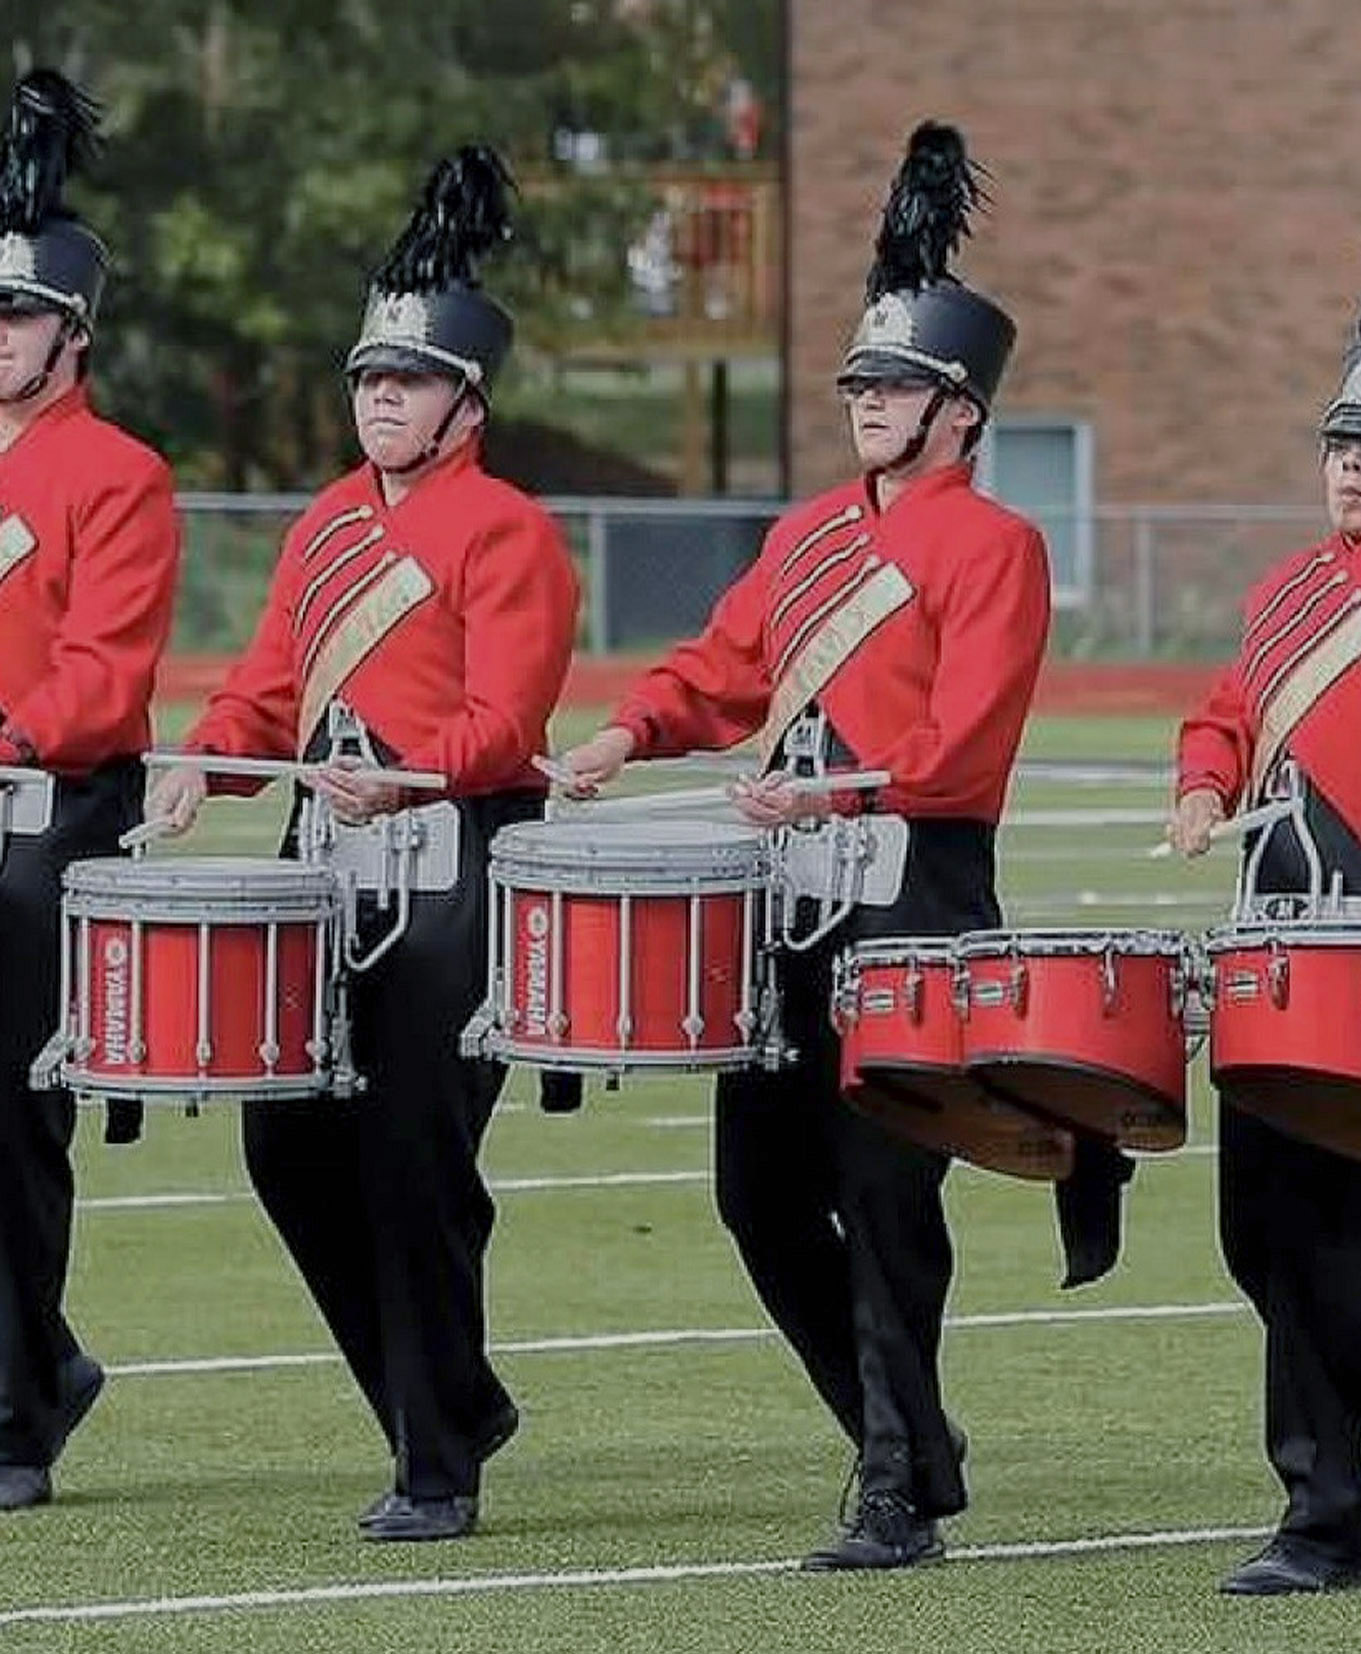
[60,857,338,1099]
[1208,925,1361,1161]
[837,941,1076,1181]
[506,887,747,1056]
[957,930,1187,1152]
[83,917,320,1080]
[486,818,767,1071]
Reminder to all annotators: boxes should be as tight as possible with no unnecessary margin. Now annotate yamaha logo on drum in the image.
[523,903,551,1038]
[101,934,131,1065]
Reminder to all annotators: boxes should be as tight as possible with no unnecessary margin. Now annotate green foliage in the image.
[1,0,781,488]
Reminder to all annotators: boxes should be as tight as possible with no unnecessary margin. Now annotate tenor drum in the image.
[472,818,776,1072]
[834,937,1075,1180]
[956,928,1189,1151]
[55,857,344,1101]
[1206,921,1361,1160]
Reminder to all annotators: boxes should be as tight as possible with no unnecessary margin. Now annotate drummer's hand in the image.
[144,766,207,838]
[729,773,832,828]
[556,726,636,798]
[1167,787,1225,857]
[311,759,405,826]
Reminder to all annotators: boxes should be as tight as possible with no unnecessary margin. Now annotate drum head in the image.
[847,936,956,968]
[846,1069,1075,1182]
[490,817,764,887]
[969,1059,1186,1153]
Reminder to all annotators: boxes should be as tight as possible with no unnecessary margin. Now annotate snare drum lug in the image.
[951,959,970,1020]
[1008,959,1029,1015]
[616,1014,634,1046]
[547,1010,569,1040]
[903,962,924,1025]
[195,1040,212,1069]
[1100,946,1119,1016]
[128,1038,147,1064]
[1267,945,1290,1009]
[259,1039,281,1070]
[733,1007,757,1042]
[681,1012,705,1047]
[831,954,860,1031]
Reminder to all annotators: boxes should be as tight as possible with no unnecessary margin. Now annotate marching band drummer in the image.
[1169,315,1361,1596]
[146,147,578,1542]
[561,123,1133,1570]
[0,71,181,1512]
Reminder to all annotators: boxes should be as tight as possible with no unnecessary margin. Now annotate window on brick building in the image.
[976,418,1093,607]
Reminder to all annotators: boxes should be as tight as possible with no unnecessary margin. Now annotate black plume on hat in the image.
[866,121,988,303]
[0,67,102,235]
[372,144,515,296]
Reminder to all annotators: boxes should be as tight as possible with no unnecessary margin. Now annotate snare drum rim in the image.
[63,856,338,908]
[490,820,766,888]
[1204,921,1361,954]
[843,937,958,967]
[956,926,1188,959]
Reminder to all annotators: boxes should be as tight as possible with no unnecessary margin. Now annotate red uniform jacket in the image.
[188,443,579,796]
[0,386,180,771]
[1177,530,1361,837]
[612,462,1050,822]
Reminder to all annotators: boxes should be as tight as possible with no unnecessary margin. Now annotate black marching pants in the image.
[0,761,143,1467]
[1219,780,1361,1558]
[242,791,538,1500]
[715,819,1000,1520]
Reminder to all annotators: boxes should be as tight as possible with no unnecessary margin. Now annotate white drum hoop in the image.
[488,818,767,896]
[957,926,1189,960]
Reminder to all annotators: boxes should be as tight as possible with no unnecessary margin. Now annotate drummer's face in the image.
[352,369,466,472]
[1323,437,1361,539]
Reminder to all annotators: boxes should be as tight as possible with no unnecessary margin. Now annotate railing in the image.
[174,493,1326,659]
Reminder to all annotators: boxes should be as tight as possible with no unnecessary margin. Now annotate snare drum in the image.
[1206,921,1361,1160]
[834,937,1075,1180]
[956,928,1189,1151]
[54,858,345,1101]
[469,817,775,1072]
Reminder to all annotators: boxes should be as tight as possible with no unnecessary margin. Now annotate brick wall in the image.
[789,0,1361,507]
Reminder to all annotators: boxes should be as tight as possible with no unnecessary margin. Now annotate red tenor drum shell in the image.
[835,938,1075,1181]
[59,857,339,1100]
[956,928,1189,1152]
[1206,922,1361,1161]
[484,818,770,1072]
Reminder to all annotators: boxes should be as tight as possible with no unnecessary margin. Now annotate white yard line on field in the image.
[0,1522,1270,1628]
[102,1300,1249,1379]
[77,1145,1219,1212]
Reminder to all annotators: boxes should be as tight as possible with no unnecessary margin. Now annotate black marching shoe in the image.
[1220,1536,1361,1596]
[360,1494,479,1543]
[358,1403,518,1531]
[0,1465,52,1512]
[802,1489,945,1572]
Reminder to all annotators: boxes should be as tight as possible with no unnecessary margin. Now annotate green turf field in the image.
[4,712,1350,1651]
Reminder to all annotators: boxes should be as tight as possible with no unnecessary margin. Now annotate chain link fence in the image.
[176,493,1327,659]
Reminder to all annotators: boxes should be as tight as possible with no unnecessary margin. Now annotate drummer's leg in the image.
[0,833,79,1479]
[352,889,510,1503]
[832,1105,962,1517]
[1222,1101,1361,1558]
[242,1093,392,1444]
[713,952,862,1443]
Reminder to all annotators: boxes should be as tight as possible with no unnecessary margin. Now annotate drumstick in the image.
[144,752,446,791]
[1147,798,1295,859]
[118,818,174,851]
[552,768,893,818]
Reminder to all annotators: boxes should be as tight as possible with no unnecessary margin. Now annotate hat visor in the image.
[1322,404,1361,441]
[0,286,63,318]
[835,350,951,391]
[345,341,468,382]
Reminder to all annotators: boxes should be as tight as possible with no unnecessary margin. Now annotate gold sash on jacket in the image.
[298,555,434,754]
[1250,603,1361,796]
[0,512,36,584]
[756,561,915,768]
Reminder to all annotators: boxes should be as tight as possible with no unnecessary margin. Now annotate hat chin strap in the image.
[863,384,949,489]
[0,314,76,406]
